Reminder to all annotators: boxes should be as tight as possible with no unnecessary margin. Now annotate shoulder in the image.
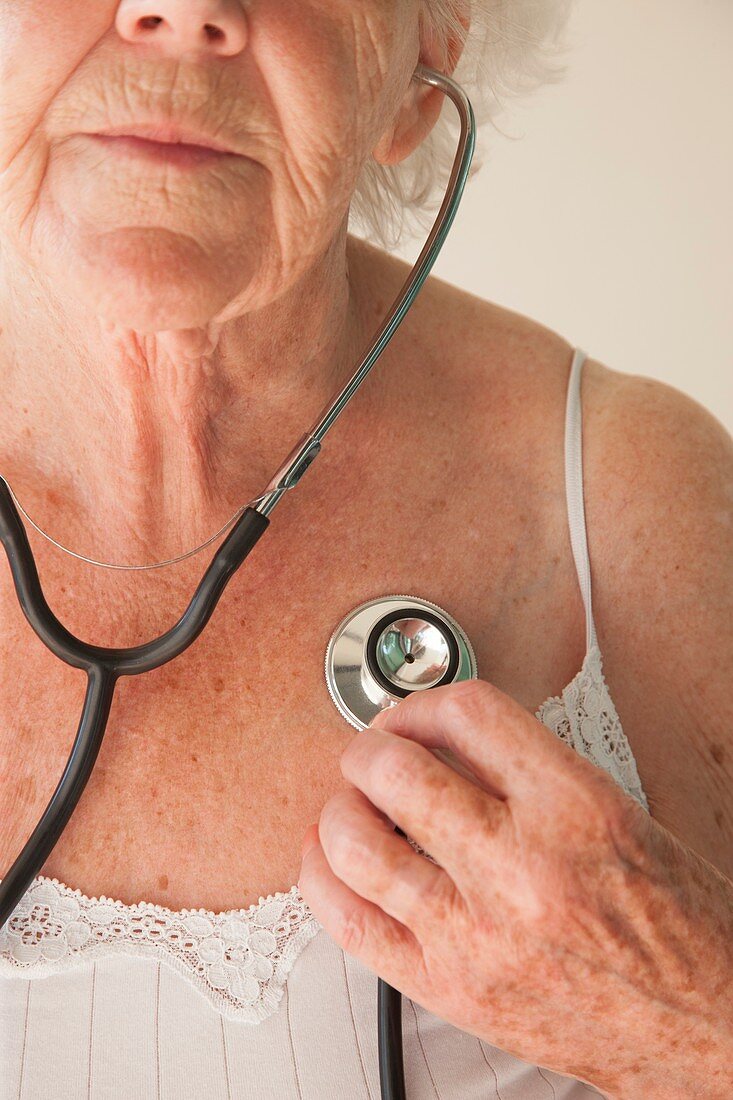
[422,274,733,877]
[580,357,733,878]
[581,356,733,503]
[579,356,732,622]
[359,243,733,874]
[428,264,733,874]
[352,233,576,402]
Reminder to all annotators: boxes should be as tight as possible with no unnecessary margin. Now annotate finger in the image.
[340,726,509,890]
[317,785,464,942]
[297,822,426,991]
[366,678,578,801]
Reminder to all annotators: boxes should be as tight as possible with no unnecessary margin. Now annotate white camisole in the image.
[0,347,650,1099]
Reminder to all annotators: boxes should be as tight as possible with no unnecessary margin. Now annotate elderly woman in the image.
[0,1,731,1098]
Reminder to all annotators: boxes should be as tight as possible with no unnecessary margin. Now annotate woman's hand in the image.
[298,679,733,1100]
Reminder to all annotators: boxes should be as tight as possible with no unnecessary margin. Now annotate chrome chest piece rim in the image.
[324,594,478,731]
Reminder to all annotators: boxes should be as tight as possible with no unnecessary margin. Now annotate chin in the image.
[52,225,257,332]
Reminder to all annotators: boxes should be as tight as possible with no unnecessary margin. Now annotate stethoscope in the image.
[0,64,475,1100]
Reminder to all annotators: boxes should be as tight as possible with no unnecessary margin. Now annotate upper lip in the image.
[90,123,237,154]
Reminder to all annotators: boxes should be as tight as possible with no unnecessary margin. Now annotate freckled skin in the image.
[302,682,733,1098]
[710,743,725,765]
[2,4,731,1095]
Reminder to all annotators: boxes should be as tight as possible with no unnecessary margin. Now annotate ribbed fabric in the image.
[1,933,609,1099]
[1,347,632,1099]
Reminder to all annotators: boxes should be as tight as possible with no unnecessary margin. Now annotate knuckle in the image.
[378,740,420,798]
[326,819,371,874]
[546,767,654,881]
[574,764,633,834]
[319,790,370,869]
[601,788,654,872]
[441,677,497,726]
[337,906,370,956]
[557,750,624,822]
[598,785,630,833]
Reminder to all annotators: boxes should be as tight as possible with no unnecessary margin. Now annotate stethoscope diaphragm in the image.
[324,594,478,730]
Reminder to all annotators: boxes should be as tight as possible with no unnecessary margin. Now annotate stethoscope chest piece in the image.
[324,594,478,730]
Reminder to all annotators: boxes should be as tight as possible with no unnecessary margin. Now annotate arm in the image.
[300,357,733,1100]
[582,361,733,881]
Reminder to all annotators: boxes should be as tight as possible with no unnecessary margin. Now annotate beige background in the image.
[394,0,732,434]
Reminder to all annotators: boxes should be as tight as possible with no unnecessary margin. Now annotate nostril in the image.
[134,16,225,44]
[116,0,248,57]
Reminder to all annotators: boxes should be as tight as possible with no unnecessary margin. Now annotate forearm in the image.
[599,1014,733,1100]
[593,858,733,1100]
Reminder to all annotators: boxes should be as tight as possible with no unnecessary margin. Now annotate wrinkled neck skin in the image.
[0,226,386,567]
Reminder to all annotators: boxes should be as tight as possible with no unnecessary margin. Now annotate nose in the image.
[115,0,247,58]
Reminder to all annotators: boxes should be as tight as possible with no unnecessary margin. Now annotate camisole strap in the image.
[564,347,598,654]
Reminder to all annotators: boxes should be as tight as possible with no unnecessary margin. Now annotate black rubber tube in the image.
[0,478,410,1094]
[0,479,270,674]
[0,482,270,927]
[0,664,117,927]
[378,979,407,1100]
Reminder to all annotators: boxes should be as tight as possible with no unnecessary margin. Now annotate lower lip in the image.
[89,133,237,167]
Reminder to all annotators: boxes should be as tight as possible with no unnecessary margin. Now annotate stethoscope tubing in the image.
[0,492,271,916]
[0,65,475,1100]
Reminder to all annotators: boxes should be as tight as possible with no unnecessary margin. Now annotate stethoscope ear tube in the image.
[0,61,475,1100]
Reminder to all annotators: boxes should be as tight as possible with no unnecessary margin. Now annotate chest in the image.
[0,452,587,914]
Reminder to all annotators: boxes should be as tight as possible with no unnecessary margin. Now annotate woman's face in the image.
[0,1,427,333]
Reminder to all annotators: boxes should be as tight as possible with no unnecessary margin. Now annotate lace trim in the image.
[0,877,321,1024]
[535,642,650,813]
[0,644,649,1022]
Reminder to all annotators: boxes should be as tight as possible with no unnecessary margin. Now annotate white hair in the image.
[349,0,576,247]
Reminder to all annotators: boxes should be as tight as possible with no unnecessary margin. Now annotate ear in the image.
[372,6,470,167]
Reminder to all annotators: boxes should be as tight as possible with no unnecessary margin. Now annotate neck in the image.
[0,231,385,567]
